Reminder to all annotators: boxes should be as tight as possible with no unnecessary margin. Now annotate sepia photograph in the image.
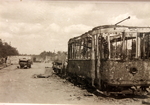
[0,0,150,104]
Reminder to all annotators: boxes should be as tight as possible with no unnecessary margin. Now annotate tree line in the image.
[32,51,67,62]
[40,50,67,59]
[0,39,19,58]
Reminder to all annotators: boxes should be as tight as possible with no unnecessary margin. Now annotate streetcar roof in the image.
[93,25,150,30]
[68,25,150,43]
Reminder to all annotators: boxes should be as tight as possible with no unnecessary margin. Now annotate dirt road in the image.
[0,62,149,104]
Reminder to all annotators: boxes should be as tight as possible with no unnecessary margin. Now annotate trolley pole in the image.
[115,16,130,26]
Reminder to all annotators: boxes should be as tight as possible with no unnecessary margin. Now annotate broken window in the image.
[109,32,137,60]
[141,33,150,59]
[81,37,92,59]
[68,37,92,60]
[124,33,136,59]
[110,34,123,60]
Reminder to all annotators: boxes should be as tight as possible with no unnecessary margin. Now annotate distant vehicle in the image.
[52,61,63,74]
[19,58,32,69]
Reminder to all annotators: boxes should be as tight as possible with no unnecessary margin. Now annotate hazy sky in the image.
[1,0,150,54]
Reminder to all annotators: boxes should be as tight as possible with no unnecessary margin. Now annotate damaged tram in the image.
[67,25,150,95]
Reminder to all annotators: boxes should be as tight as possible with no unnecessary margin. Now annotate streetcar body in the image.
[67,25,150,94]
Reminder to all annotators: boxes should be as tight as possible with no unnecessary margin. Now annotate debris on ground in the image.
[32,66,53,78]
[32,74,51,78]
[142,99,150,104]
[83,93,94,96]
[17,66,20,68]
[76,96,81,100]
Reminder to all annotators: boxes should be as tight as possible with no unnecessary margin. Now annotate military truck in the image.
[19,58,32,69]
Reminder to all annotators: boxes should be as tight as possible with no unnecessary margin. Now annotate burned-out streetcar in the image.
[66,25,150,95]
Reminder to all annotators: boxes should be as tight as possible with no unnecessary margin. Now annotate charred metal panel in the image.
[68,60,92,79]
[102,60,150,86]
